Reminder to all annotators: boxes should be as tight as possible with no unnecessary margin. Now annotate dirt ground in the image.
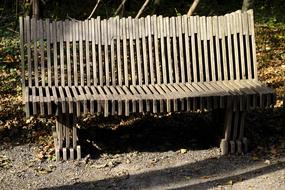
[1,109,285,190]
[1,141,285,190]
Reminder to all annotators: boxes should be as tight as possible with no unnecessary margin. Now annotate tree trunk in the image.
[242,0,253,12]
[187,0,200,16]
[32,0,39,19]
[135,0,150,18]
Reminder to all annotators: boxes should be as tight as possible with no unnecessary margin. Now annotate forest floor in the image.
[1,10,285,190]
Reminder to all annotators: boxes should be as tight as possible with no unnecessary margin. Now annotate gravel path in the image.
[1,143,285,190]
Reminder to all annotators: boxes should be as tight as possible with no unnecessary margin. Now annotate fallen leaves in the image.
[180,148,188,154]
[0,155,12,169]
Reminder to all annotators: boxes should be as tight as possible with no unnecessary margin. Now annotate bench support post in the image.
[220,98,248,155]
[53,114,81,161]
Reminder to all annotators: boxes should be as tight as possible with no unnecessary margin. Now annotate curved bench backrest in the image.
[19,10,257,88]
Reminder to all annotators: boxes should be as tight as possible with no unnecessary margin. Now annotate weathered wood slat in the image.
[183,15,191,83]
[58,86,67,113]
[225,14,234,81]
[141,17,149,85]
[20,17,25,89]
[72,21,78,86]
[237,12,246,80]
[103,86,116,115]
[159,16,167,84]
[207,16,216,82]
[91,18,97,85]
[57,21,65,86]
[201,16,209,82]
[78,21,84,85]
[146,16,155,84]
[116,86,130,116]
[97,86,109,116]
[170,17,179,83]
[218,16,228,81]
[165,17,173,84]
[44,87,52,114]
[110,18,116,86]
[31,18,39,87]
[189,16,197,83]
[116,17,122,86]
[90,86,103,114]
[96,18,103,86]
[152,15,161,84]
[212,16,222,81]
[129,17,136,86]
[103,19,110,86]
[231,13,240,80]
[85,20,91,86]
[176,16,185,83]
[25,17,32,87]
[135,18,143,85]
[196,16,203,82]
[38,20,45,87]
[248,10,258,79]
[64,86,74,114]
[122,18,129,86]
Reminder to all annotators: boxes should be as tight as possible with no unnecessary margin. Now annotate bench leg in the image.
[220,107,248,155]
[53,114,81,161]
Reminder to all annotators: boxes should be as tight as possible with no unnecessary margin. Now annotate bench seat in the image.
[24,80,274,117]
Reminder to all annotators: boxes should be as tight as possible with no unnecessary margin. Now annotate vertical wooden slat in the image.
[248,10,258,80]
[189,16,197,83]
[231,13,240,80]
[146,16,155,84]
[141,17,149,85]
[79,21,84,85]
[57,21,65,86]
[176,16,185,83]
[103,19,109,85]
[196,16,203,82]
[201,16,209,82]
[38,20,45,86]
[51,21,59,86]
[170,17,179,83]
[65,20,72,86]
[96,17,103,86]
[85,20,91,86]
[46,19,52,86]
[226,14,234,80]
[165,17,173,84]
[242,12,251,80]
[207,16,216,82]
[218,16,228,81]
[122,18,128,86]
[72,21,78,86]
[183,15,191,83]
[110,18,116,86]
[129,17,136,85]
[237,11,246,80]
[91,18,97,85]
[19,17,25,89]
[135,18,143,85]
[116,17,122,86]
[152,15,161,84]
[159,16,167,84]
[25,17,32,86]
[212,16,222,81]
[32,18,39,86]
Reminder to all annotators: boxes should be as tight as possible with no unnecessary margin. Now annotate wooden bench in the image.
[19,10,275,161]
